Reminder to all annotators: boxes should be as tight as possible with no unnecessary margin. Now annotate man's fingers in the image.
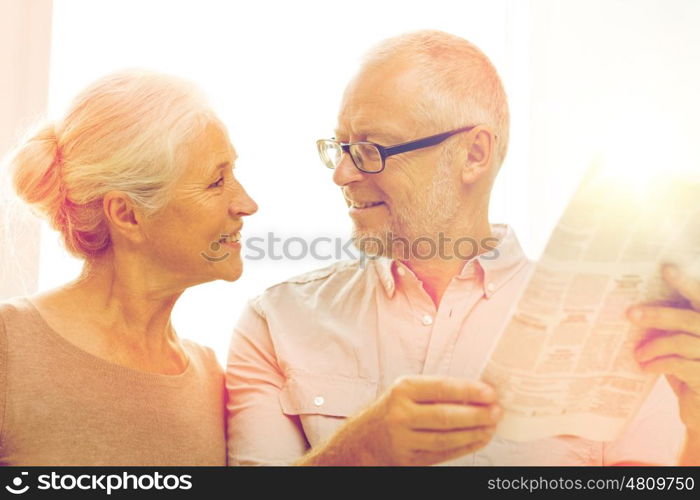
[408,402,501,430]
[394,375,497,404]
[640,356,700,387]
[636,332,700,363]
[662,264,700,311]
[409,426,496,452]
[408,440,491,466]
[627,306,700,336]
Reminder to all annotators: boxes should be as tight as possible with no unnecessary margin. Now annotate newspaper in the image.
[481,164,700,442]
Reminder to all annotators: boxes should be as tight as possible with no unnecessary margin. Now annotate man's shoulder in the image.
[271,259,365,286]
[250,259,378,315]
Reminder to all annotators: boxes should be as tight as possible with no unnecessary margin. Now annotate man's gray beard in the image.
[351,156,460,260]
[352,226,393,259]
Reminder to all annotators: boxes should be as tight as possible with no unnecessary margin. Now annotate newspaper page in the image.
[481,164,700,442]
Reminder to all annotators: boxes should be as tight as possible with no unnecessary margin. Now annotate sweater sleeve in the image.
[0,310,8,450]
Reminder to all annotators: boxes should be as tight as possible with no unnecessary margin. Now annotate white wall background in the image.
[0,0,52,299]
[527,0,700,252]
[4,0,697,363]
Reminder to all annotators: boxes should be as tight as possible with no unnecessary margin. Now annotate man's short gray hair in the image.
[362,30,510,169]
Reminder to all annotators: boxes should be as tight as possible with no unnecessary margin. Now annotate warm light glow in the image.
[599,110,700,196]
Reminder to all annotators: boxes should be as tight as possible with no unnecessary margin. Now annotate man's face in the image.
[333,59,462,258]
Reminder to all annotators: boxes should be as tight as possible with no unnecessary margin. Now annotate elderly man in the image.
[226,30,697,465]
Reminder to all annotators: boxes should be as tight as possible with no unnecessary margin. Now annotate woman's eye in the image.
[208,177,224,189]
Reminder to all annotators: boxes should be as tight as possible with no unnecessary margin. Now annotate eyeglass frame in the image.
[318,124,478,174]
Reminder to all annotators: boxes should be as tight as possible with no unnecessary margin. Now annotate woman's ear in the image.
[103,191,145,244]
[461,126,495,185]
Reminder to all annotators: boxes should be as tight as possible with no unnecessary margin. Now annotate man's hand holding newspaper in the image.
[630,264,700,464]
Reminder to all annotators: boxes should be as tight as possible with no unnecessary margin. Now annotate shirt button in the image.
[313,396,325,407]
[487,282,496,292]
[421,314,434,326]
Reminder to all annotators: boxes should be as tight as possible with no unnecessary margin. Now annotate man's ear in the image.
[461,126,495,185]
[103,191,145,244]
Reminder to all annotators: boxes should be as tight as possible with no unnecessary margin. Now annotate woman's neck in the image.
[33,252,189,374]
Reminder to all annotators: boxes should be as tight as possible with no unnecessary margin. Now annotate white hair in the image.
[4,69,217,259]
[363,30,510,169]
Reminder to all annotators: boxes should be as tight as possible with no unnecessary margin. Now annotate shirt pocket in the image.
[279,370,378,446]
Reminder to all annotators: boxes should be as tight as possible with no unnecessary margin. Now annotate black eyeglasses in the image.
[316,125,476,174]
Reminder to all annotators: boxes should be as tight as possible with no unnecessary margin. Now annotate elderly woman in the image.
[0,70,257,465]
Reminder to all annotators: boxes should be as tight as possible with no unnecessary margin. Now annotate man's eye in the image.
[208,177,224,189]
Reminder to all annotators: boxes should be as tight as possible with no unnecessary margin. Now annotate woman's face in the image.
[140,121,258,288]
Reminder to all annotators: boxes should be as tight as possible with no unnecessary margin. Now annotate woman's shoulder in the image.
[0,295,33,311]
[0,296,59,364]
[0,296,38,332]
[180,338,222,375]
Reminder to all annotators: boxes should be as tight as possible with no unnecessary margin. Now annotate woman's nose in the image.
[229,182,258,217]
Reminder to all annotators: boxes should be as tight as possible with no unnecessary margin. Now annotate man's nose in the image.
[332,152,365,186]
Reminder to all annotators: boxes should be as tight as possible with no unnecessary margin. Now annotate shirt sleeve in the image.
[603,377,686,465]
[226,300,308,465]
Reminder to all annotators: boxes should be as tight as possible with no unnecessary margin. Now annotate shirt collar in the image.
[374,257,397,298]
[373,224,528,299]
[473,224,529,298]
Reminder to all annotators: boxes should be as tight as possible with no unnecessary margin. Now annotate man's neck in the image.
[401,221,494,308]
